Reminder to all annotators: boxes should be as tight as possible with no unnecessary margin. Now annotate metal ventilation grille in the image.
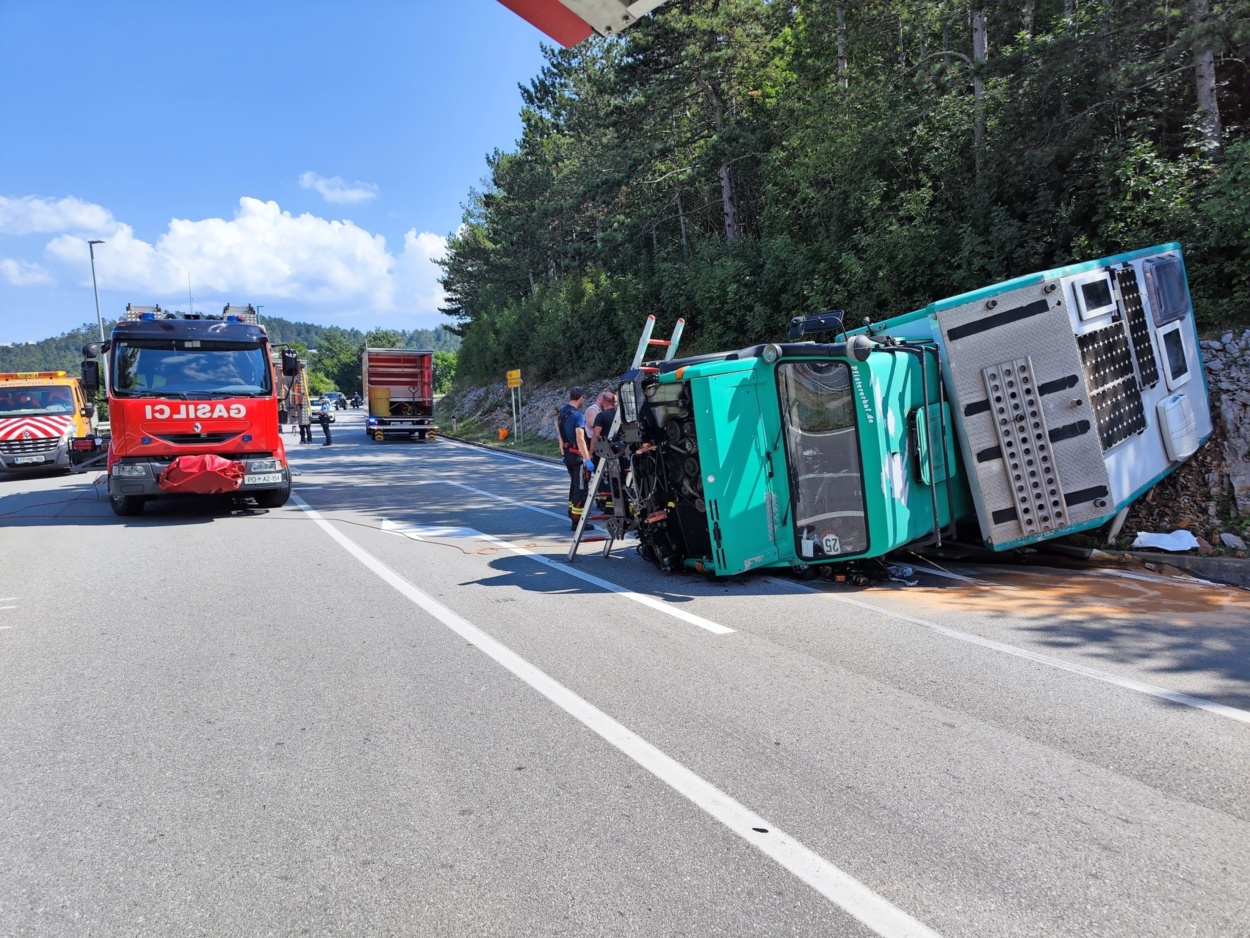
[1115,267,1159,388]
[982,358,1065,536]
[1077,323,1147,451]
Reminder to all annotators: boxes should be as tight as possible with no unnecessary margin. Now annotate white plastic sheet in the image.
[1131,530,1201,551]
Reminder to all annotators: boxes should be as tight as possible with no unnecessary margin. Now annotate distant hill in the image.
[0,316,460,374]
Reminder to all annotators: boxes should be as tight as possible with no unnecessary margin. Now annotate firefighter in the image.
[557,387,594,532]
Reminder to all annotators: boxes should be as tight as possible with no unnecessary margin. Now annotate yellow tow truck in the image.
[0,371,104,472]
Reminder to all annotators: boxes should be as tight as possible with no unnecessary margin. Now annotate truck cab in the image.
[0,371,101,473]
[610,333,967,574]
[85,304,292,516]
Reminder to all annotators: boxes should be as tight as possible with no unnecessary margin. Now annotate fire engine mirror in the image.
[81,360,100,393]
[81,402,95,419]
[281,348,299,377]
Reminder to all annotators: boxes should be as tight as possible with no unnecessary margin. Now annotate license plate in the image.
[13,455,45,465]
[245,473,283,485]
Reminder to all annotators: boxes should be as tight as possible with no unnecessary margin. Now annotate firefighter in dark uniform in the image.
[316,397,333,446]
[557,387,594,531]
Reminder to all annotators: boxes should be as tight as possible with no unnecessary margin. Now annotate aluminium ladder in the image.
[567,315,685,562]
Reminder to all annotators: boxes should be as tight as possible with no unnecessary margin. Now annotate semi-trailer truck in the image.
[582,243,1213,575]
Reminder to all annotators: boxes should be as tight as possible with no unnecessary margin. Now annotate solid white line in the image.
[295,494,940,938]
[441,437,562,468]
[773,578,1250,725]
[906,565,1002,586]
[381,518,733,635]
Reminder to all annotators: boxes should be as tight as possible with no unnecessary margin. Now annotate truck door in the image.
[690,369,781,573]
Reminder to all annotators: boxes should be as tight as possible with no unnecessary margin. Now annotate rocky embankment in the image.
[441,336,1250,555]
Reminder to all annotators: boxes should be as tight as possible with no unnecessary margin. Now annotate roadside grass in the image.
[435,401,560,460]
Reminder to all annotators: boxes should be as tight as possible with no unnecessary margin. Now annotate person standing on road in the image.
[297,387,313,444]
[557,387,594,532]
[316,397,333,446]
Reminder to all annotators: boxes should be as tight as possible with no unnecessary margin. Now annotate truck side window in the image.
[777,361,868,558]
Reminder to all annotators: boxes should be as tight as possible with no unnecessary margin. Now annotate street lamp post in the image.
[87,240,108,392]
[88,240,106,343]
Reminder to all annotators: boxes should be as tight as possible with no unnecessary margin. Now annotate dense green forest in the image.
[441,0,1250,383]
[0,317,460,395]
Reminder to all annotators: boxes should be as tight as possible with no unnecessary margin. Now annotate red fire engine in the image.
[82,304,293,516]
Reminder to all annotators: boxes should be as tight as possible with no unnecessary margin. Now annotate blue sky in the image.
[0,0,553,344]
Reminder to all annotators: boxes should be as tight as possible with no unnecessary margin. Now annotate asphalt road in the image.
[2,410,1248,937]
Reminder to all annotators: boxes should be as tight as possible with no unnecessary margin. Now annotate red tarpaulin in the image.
[157,454,245,494]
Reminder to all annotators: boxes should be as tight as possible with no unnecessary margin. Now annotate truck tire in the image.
[254,479,291,509]
[110,494,145,517]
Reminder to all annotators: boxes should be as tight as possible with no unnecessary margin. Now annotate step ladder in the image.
[568,315,685,562]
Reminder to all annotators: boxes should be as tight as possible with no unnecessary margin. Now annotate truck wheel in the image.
[254,479,291,509]
[110,494,145,517]
[417,431,427,441]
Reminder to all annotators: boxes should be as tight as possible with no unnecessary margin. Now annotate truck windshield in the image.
[0,387,76,416]
[777,361,868,558]
[111,340,273,398]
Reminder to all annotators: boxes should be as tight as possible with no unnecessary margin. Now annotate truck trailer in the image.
[362,347,437,441]
[582,243,1213,575]
[0,370,103,473]
[83,304,293,516]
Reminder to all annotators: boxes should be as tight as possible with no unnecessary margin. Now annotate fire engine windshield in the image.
[111,340,273,398]
[0,387,75,416]
[777,360,868,558]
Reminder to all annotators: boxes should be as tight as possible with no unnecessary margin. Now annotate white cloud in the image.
[39,196,447,322]
[0,258,54,286]
[0,195,117,236]
[299,171,379,205]
[393,229,448,314]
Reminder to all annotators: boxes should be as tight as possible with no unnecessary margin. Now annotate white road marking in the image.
[381,518,733,636]
[446,479,569,521]
[411,446,1250,723]
[296,494,941,938]
[907,565,1008,587]
[441,437,561,467]
[773,578,1250,726]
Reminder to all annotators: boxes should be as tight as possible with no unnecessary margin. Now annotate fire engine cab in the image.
[83,304,293,516]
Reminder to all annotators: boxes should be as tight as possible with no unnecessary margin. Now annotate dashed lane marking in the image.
[380,518,733,636]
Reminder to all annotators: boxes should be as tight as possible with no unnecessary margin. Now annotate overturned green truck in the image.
[587,243,1213,575]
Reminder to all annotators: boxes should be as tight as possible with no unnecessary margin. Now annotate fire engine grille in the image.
[152,432,238,445]
[0,437,59,455]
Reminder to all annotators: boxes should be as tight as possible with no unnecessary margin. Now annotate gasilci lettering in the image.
[140,403,247,419]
